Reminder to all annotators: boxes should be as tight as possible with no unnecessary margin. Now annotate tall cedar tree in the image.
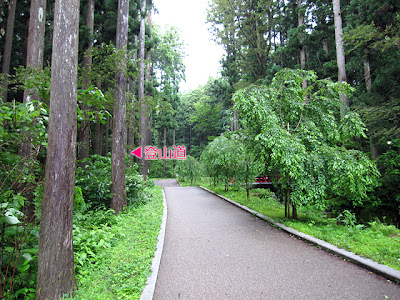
[333,0,348,112]
[36,0,80,297]
[1,0,17,101]
[78,0,95,164]
[20,0,47,160]
[138,0,146,179]
[24,0,46,102]
[111,0,129,214]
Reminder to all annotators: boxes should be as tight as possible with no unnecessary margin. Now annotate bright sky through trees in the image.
[152,0,224,92]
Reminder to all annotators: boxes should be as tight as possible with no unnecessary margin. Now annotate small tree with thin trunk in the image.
[234,69,379,219]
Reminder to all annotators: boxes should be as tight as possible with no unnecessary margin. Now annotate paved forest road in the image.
[152,179,400,300]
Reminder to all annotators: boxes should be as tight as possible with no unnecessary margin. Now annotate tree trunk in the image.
[298,0,307,89]
[246,161,250,200]
[333,0,348,113]
[364,55,372,93]
[1,0,17,101]
[144,9,152,180]
[105,116,110,155]
[93,122,102,154]
[111,0,129,214]
[323,40,329,55]
[36,0,79,296]
[138,0,146,180]
[163,126,167,177]
[24,0,46,102]
[370,138,378,160]
[78,0,95,165]
[19,0,47,209]
[127,34,138,158]
[292,203,298,220]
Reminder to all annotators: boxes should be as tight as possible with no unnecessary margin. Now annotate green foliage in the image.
[201,132,246,190]
[233,69,379,210]
[76,155,144,209]
[77,85,111,125]
[336,210,357,227]
[14,66,51,103]
[148,159,175,179]
[73,209,118,275]
[175,155,203,185]
[372,140,400,226]
[0,191,39,299]
[72,185,164,299]
[0,99,49,299]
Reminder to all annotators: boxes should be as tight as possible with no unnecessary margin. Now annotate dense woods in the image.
[0,0,399,298]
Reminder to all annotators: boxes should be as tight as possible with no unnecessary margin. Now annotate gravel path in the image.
[153,179,400,299]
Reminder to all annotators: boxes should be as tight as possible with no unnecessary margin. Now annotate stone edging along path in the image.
[200,186,400,285]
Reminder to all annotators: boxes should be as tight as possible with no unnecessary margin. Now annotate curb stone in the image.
[200,186,400,285]
[140,188,168,300]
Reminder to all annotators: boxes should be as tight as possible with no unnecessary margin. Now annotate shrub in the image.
[76,155,143,209]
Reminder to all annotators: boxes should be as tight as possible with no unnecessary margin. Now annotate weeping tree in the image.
[233,69,379,219]
[201,132,246,191]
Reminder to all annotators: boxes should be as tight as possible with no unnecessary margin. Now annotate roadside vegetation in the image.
[72,183,163,299]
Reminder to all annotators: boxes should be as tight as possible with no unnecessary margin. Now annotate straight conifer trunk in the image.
[1,0,17,101]
[298,0,307,88]
[78,0,95,164]
[36,0,79,297]
[127,35,138,158]
[24,0,46,102]
[111,0,129,214]
[20,0,47,159]
[138,0,146,180]
[333,0,348,112]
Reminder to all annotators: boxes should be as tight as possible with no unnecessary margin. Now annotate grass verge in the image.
[72,185,164,299]
[200,183,400,272]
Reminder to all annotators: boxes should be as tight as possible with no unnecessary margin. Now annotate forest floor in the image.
[72,185,164,300]
[153,179,400,299]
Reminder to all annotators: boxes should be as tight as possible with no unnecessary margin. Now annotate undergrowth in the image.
[72,184,164,299]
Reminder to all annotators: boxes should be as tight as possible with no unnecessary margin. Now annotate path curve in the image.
[153,182,400,299]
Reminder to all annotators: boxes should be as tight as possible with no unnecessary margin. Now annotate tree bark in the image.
[298,0,307,89]
[1,0,17,101]
[333,0,348,113]
[105,116,110,155]
[138,0,147,180]
[24,0,46,102]
[36,0,79,296]
[364,55,372,93]
[127,34,138,158]
[78,0,95,165]
[20,0,47,163]
[144,9,152,180]
[111,0,129,214]
[323,40,329,55]
[163,126,167,176]
[93,122,102,154]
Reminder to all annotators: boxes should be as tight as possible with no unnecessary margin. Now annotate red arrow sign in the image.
[131,147,142,159]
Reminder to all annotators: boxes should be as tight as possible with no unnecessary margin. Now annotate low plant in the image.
[71,185,164,299]
[75,155,144,209]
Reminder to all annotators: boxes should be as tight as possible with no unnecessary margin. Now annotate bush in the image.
[75,155,144,209]
[148,159,175,178]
